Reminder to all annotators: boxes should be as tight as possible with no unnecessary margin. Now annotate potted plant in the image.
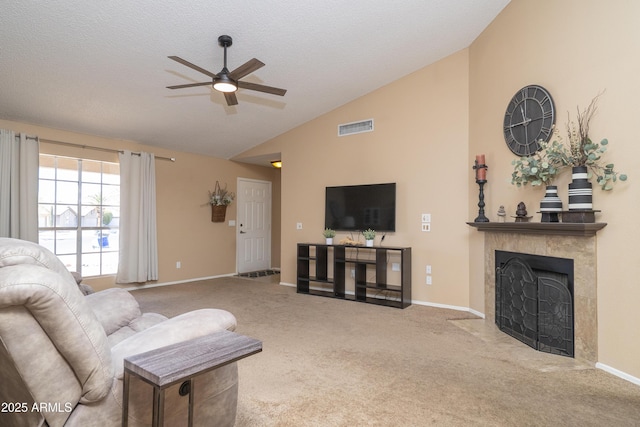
[362,228,376,247]
[550,94,627,214]
[322,228,336,245]
[566,95,627,185]
[511,139,567,222]
[208,181,235,222]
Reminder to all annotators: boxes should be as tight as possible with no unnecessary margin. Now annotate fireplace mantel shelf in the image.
[466,222,606,236]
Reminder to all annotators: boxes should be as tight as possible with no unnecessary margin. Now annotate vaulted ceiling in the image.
[0,1,509,160]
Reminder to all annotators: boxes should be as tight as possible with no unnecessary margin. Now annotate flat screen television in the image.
[325,183,396,232]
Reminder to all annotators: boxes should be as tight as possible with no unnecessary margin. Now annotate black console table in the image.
[297,243,411,308]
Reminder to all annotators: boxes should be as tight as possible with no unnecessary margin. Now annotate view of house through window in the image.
[38,154,120,276]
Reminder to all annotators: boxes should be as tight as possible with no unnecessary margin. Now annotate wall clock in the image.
[503,85,555,156]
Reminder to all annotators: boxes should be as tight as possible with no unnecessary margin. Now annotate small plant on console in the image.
[362,229,376,240]
[322,228,336,238]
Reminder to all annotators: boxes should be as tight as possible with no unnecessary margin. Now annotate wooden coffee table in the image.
[122,329,262,426]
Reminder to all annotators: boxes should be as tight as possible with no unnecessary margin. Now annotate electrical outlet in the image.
[228,220,236,226]
[296,222,303,230]
[426,265,432,274]
[350,269,355,278]
[176,261,181,269]
[426,275,432,285]
[422,213,431,223]
[422,223,431,232]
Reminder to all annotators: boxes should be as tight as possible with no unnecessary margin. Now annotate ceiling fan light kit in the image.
[213,75,237,93]
[167,35,286,106]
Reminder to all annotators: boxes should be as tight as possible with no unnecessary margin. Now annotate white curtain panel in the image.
[0,130,39,242]
[116,150,158,283]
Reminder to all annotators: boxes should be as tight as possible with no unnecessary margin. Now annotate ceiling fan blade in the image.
[166,82,212,90]
[224,92,238,106]
[238,81,287,96]
[229,58,265,80]
[168,56,218,79]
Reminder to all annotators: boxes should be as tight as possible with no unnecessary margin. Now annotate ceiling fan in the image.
[167,35,287,106]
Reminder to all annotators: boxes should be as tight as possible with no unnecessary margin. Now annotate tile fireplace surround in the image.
[468,222,606,363]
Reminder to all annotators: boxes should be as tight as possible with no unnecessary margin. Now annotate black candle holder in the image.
[473,161,489,223]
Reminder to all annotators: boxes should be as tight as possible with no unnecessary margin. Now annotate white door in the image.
[236,178,271,274]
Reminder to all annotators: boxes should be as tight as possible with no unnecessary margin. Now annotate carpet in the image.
[131,276,640,426]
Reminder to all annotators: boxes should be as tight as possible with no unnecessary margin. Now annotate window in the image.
[38,154,120,277]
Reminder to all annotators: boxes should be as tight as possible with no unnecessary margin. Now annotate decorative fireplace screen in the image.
[495,251,574,357]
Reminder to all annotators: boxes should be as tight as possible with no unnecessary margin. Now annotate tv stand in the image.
[297,243,411,308]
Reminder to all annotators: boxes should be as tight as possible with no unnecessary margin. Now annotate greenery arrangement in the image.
[322,228,336,238]
[512,93,627,190]
[208,181,235,206]
[511,139,566,187]
[362,228,376,240]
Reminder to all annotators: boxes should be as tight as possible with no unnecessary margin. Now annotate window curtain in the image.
[0,130,39,242]
[116,150,158,283]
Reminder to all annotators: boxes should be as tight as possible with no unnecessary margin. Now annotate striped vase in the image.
[568,166,593,210]
[539,185,562,222]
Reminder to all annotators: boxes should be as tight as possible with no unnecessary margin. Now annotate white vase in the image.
[325,238,333,245]
[366,239,374,247]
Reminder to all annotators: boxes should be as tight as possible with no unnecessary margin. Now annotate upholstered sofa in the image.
[0,238,239,426]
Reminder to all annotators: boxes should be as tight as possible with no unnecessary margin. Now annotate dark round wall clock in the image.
[503,85,555,156]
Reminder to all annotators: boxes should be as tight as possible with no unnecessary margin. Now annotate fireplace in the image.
[469,222,601,363]
[495,250,574,357]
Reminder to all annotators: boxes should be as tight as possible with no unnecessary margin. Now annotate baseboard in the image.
[126,268,281,291]
[411,299,484,318]
[468,307,485,319]
[596,362,640,386]
[280,282,296,288]
[122,273,236,291]
[279,282,485,318]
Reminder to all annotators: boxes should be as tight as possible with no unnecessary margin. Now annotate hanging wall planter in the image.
[211,205,227,223]
[207,181,235,223]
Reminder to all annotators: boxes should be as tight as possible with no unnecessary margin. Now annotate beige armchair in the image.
[0,238,239,427]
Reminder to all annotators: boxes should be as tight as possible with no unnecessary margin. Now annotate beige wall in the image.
[238,49,472,309]
[0,119,281,291]
[469,0,640,379]
[240,0,640,380]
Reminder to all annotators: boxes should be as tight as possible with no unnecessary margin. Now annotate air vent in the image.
[338,119,374,136]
